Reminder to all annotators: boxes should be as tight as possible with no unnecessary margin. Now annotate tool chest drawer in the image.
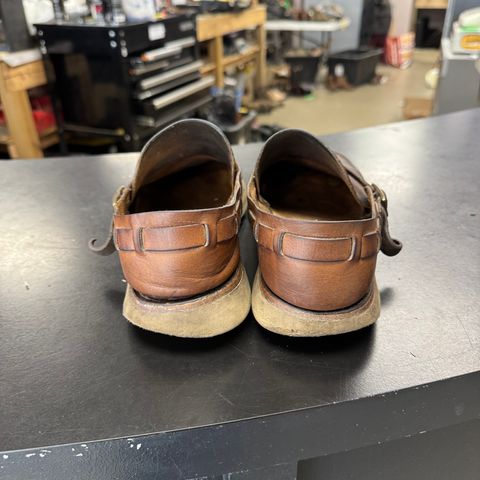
[36,14,211,150]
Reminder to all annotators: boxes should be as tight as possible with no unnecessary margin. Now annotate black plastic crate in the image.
[285,53,323,91]
[328,48,382,86]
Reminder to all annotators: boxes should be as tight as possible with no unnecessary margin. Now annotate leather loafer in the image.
[90,119,251,338]
[248,129,402,336]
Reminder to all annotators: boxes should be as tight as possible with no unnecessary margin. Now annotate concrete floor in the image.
[258,49,439,135]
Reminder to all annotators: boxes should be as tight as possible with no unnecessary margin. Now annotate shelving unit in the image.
[0,58,59,159]
[196,5,267,91]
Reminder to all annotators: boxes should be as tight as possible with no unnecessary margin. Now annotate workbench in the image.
[0,110,479,479]
[265,17,351,63]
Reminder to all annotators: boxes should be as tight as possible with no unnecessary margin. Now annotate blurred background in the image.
[0,0,478,158]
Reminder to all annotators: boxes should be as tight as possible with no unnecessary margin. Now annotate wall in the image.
[389,0,415,36]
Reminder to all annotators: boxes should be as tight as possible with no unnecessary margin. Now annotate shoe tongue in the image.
[131,119,235,198]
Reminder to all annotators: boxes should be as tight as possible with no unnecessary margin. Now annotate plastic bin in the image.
[328,48,382,85]
[216,110,257,145]
[285,52,323,92]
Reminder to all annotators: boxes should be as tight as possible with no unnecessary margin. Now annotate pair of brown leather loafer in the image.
[91,120,401,338]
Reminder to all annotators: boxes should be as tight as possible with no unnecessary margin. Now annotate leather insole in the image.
[132,161,231,213]
[261,161,365,221]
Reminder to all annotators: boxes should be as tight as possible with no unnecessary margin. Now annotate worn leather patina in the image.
[248,129,402,312]
[90,119,244,301]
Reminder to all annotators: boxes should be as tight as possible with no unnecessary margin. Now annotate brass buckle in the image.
[202,224,210,247]
[371,183,388,210]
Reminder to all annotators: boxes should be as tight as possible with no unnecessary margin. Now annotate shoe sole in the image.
[123,263,251,338]
[252,270,380,337]
[122,181,249,338]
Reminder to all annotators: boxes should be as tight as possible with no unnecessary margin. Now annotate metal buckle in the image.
[371,183,388,210]
[202,224,210,247]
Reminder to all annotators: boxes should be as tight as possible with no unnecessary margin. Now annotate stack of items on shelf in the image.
[267,1,344,22]
[451,7,480,54]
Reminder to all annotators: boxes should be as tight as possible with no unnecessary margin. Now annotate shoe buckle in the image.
[371,183,388,211]
[202,223,211,247]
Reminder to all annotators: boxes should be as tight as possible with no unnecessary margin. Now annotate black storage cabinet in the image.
[36,16,213,151]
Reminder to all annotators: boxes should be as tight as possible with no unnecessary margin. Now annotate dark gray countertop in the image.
[0,109,479,476]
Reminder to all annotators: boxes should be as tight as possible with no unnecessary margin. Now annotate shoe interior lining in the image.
[131,160,232,213]
[260,160,367,221]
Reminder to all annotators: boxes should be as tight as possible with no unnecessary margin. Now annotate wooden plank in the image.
[415,0,448,9]
[255,24,267,91]
[40,133,60,149]
[222,46,259,68]
[201,48,259,77]
[200,62,215,74]
[0,62,43,158]
[3,61,47,92]
[197,6,266,42]
[208,36,225,88]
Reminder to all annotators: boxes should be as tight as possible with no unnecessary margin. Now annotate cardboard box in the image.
[403,97,433,119]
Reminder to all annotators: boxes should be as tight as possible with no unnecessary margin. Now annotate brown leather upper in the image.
[90,119,243,301]
[248,129,402,312]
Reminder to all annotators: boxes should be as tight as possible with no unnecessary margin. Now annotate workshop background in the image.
[0,0,478,158]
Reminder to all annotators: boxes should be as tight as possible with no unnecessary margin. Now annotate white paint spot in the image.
[127,438,133,442]
[25,453,36,458]
[41,450,51,454]
[129,445,134,448]
[81,444,88,449]
[2,455,8,459]
[454,403,465,416]
[71,448,75,452]
[136,443,142,450]
[76,453,83,457]
[39,453,46,458]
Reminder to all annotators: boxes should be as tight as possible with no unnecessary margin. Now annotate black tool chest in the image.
[36,15,213,150]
